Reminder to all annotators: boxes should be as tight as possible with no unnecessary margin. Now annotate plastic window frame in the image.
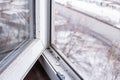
[0,0,50,80]
[49,0,84,80]
[49,0,120,80]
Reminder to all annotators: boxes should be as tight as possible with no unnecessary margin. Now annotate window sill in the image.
[40,47,82,80]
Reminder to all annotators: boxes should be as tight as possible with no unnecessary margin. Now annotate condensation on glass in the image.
[53,0,120,80]
[0,0,30,61]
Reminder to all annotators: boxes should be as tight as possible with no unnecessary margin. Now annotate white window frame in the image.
[40,0,84,80]
[0,0,51,80]
[45,0,120,80]
[2,0,119,80]
[0,0,92,80]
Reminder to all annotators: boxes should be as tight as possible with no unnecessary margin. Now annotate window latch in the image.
[56,72,65,80]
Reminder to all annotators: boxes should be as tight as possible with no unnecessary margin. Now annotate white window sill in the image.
[0,39,45,80]
[40,48,82,80]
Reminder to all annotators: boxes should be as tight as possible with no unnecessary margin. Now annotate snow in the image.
[0,1,10,4]
[115,24,120,29]
[54,6,120,80]
[55,0,120,28]
[0,0,29,57]
[11,1,28,6]
[3,9,29,15]
[71,1,120,22]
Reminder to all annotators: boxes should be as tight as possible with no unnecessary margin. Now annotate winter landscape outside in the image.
[0,0,29,61]
[54,0,120,80]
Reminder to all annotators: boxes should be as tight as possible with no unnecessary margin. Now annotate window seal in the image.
[50,45,84,80]
[41,48,82,80]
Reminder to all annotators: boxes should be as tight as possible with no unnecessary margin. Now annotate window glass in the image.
[53,0,120,80]
[0,0,31,61]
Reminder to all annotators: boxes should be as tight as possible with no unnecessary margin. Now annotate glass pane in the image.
[53,0,120,80]
[0,0,30,61]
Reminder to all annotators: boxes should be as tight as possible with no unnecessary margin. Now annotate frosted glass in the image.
[53,1,120,80]
[0,0,30,61]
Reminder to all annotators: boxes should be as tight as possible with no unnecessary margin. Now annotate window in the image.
[0,0,47,79]
[0,0,34,68]
[1,0,120,79]
[52,0,120,80]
